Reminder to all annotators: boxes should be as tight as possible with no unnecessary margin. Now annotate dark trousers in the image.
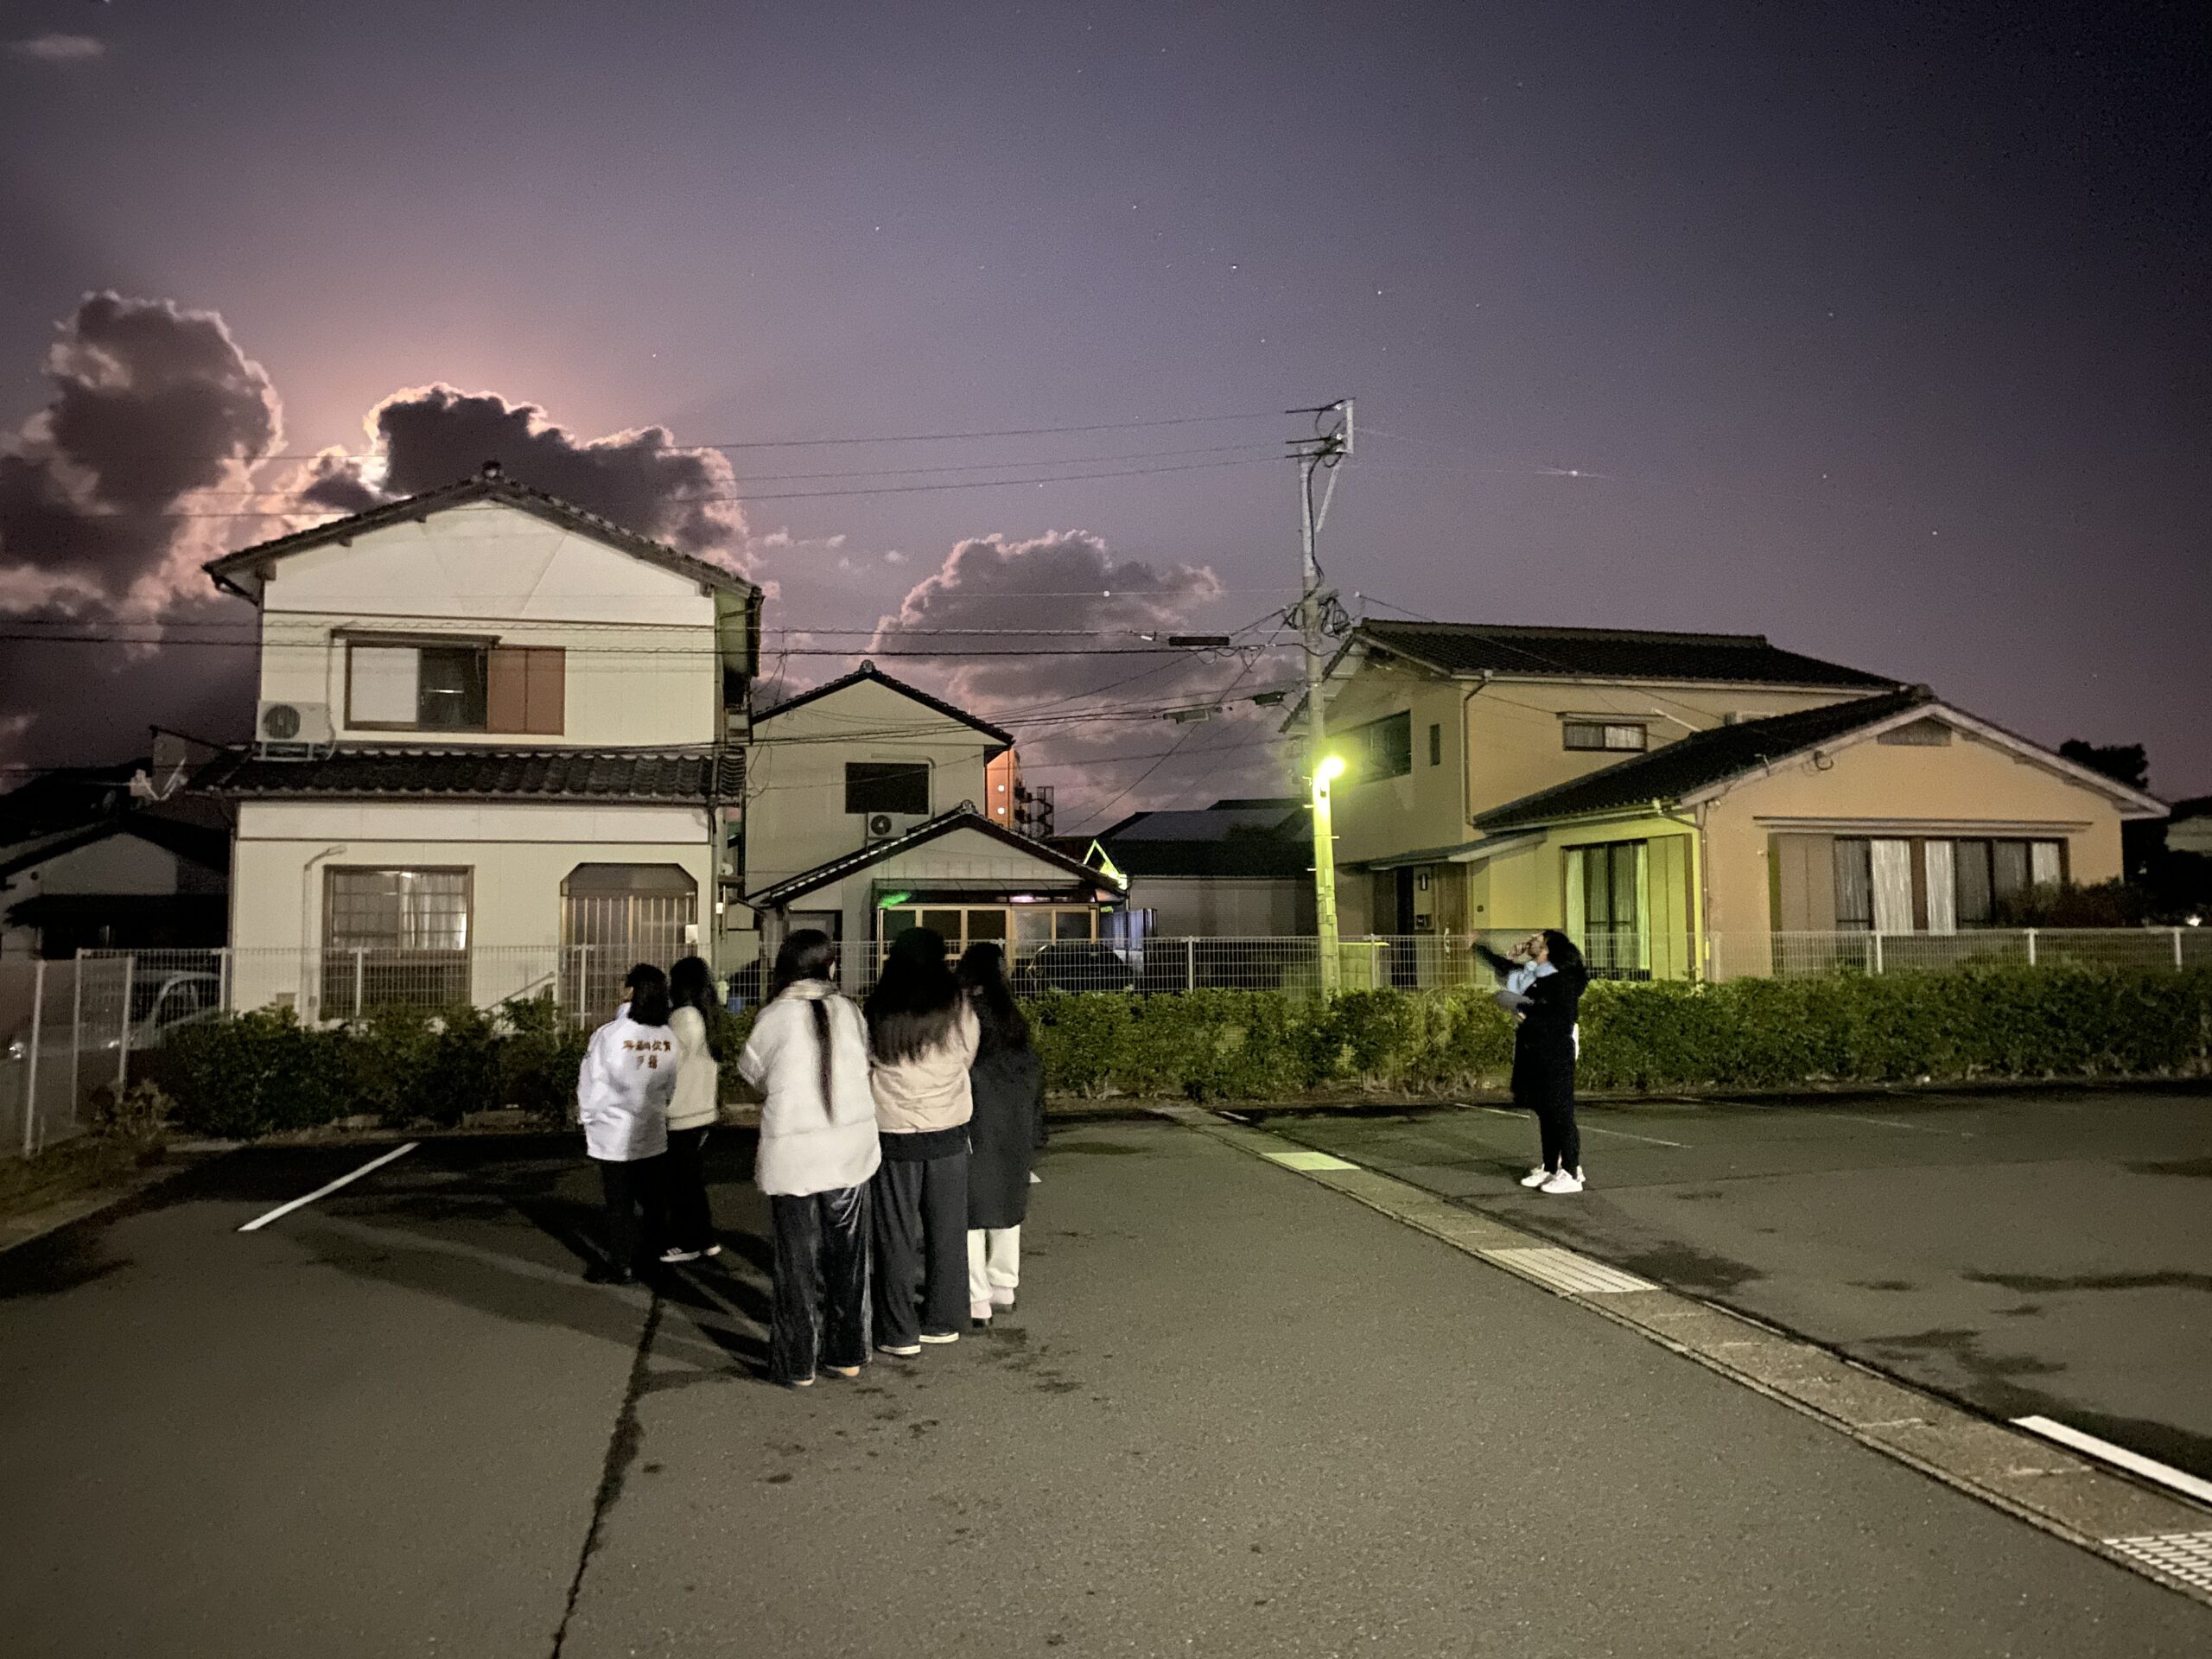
[870,1152,970,1346]
[594,1154,667,1273]
[663,1126,715,1253]
[769,1185,871,1383]
[1534,1098,1580,1173]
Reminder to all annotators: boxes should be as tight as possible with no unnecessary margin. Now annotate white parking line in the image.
[1580,1123,1688,1147]
[1827,1113,1971,1136]
[237,1142,419,1232]
[2012,1416,2212,1507]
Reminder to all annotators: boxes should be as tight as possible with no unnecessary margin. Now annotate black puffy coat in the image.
[1509,964,1586,1111]
[967,1041,1046,1230]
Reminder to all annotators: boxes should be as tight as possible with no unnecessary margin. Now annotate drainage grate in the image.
[2104,1532,2212,1596]
[1264,1149,1360,1173]
[1479,1246,1655,1296]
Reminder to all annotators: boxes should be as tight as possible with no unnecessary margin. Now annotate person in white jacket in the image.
[576,963,677,1284]
[658,956,723,1265]
[737,930,881,1388]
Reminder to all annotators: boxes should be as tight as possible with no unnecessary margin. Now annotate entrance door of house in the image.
[562,863,698,1018]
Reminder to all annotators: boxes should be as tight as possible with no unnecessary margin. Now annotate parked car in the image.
[1014,941,1136,995]
[111,971,222,1052]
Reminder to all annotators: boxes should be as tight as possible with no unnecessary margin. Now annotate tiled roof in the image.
[1475,689,1934,830]
[200,747,744,803]
[753,661,1014,747]
[202,466,760,601]
[747,806,1118,907]
[1357,620,1896,689]
[1090,798,1313,879]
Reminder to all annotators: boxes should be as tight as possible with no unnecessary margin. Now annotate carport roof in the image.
[747,806,1122,908]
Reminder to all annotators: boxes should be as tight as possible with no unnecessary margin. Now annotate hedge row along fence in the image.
[156,965,2212,1138]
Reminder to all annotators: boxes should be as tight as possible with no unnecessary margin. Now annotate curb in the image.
[1148,1103,2212,1611]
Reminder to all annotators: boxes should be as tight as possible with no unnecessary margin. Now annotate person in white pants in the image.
[957,942,1046,1323]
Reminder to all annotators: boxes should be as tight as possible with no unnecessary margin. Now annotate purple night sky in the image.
[2,2,2206,823]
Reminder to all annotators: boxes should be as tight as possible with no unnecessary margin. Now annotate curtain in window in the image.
[1833,838,1873,929]
[1923,841,1956,934]
[2030,840,2063,887]
[1871,840,1914,935]
[1992,840,2031,904]
[1955,841,1993,925]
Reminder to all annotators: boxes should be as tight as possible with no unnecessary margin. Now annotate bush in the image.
[167,1007,354,1138]
[1027,965,2212,1102]
[165,964,2212,1135]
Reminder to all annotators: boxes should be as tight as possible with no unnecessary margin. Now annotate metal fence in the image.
[3,926,2202,1160]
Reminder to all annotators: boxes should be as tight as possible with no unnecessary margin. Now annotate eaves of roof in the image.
[197,747,744,804]
[201,467,760,602]
[752,661,1014,747]
[746,807,1121,908]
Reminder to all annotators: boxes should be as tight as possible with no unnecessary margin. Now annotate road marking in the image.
[1827,1112,1969,1136]
[2012,1416,2212,1507]
[1479,1246,1656,1296]
[1264,1149,1359,1173]
[1478,1106,1522,1119]
[2103,1533,2212,1596]
[1579,1122,1688,1147]
[237,1142,418,1232]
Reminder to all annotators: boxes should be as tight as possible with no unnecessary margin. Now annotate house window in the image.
[1427,722,1442,766]
[845,761,930,816]
[1950,838,2064,925]
[321,868,471,1014]
[1566,840,1648,977]
[562,864,699,1014]
[1563,721,1648,753]
[1347,711,1414,781]
[346,639,562,734]
[1836,837,1928,932]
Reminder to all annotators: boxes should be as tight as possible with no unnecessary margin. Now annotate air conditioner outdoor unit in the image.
[863,812,919,842]
[255,700,335,758]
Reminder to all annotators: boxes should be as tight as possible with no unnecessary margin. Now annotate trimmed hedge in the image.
[161,965,2212,1137]
[1032,964,2212,1100]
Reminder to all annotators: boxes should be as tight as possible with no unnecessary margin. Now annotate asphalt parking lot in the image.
[1250,1084,2212,1482]
[1,1113,2207,1657]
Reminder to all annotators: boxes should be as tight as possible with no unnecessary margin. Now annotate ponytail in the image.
[810,997,835,1120]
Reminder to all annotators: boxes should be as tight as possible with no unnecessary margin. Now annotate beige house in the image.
[744,664,1120,970]
[1313,621,2166,976]
[201,467,759,1017]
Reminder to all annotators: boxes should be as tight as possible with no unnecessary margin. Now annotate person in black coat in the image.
[1475,931,1591,1194]
[957,942,1046,1324]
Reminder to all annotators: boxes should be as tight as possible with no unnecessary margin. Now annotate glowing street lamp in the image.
[1311,753,1345,994]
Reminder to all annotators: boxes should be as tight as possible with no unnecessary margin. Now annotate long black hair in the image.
[1541,930,1588,985]
[669,955,721,1059]
[957,940,1030,1054]
[864,926,963,1064]
[625,962,672,1027]
[770,930,839,1116]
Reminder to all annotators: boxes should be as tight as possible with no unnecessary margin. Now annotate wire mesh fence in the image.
[2,925,2202,1160]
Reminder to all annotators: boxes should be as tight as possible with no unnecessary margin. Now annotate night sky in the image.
[3,1,2207,823]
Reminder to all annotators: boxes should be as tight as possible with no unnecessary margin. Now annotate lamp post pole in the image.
[1293,400,1353,995]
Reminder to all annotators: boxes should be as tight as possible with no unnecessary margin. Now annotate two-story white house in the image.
[200,465,760,1019]
[741,663,1122,974]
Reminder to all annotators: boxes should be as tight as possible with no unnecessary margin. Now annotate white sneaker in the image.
[1520,1166,1551,1187]
[1539,1170,1585,1194]
[658,1247,702,1264]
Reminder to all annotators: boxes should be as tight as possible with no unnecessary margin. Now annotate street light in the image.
[1311,753,1345,994]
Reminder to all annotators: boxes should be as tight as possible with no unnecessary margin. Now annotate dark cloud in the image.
[870,531,1292,823]
[297,385,747,567]
[0,292,280,612]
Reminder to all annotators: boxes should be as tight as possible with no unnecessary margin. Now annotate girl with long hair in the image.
[575,962,677,1282]
[957,941,1046,1325]
[658,956,723,1264]
[736,930,880,1387]
[862,926,979,1354]
[1476,931,1592,1193]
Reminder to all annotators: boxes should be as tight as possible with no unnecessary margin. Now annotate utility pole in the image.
[1291,399,1353,995]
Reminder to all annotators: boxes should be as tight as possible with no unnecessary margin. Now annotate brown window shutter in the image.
[486,647,528,732]
[524,647,565,735]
